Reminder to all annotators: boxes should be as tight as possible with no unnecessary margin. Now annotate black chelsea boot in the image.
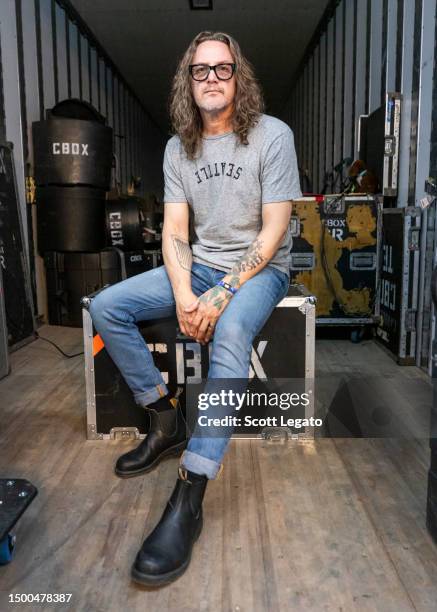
[115,398,188,477]
[131,467,208,586]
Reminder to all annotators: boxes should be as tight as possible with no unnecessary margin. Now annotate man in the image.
[90,30,302,586]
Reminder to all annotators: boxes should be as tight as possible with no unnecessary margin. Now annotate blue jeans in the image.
[89,262,289,479]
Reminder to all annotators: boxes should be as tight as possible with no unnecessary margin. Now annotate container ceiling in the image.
[70,0,329,134]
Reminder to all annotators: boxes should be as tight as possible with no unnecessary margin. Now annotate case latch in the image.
[109,427,141,440]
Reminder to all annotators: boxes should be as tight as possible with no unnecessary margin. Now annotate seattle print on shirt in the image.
[194,162,243,184]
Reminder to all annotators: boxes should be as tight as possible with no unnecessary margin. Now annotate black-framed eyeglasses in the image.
[189,63,236,81]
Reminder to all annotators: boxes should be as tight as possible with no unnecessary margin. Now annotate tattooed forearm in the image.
[230,239,266,277]
[171,235,193,271]
[226,273,241,288]
[199,285,231,310]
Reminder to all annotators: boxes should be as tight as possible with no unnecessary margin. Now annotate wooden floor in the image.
[0,326,436,611]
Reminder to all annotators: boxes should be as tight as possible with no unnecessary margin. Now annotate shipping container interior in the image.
[1,0,437,609]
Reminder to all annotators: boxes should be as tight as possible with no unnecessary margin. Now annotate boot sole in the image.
[130,515,203,587]
[114,439,188,479]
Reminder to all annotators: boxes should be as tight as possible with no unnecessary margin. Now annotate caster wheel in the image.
[0,533,16,564]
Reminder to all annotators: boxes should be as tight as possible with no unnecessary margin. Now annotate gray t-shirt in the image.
[163,113,302,275]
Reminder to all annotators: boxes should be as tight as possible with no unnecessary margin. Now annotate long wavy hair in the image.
[169,31,264,160]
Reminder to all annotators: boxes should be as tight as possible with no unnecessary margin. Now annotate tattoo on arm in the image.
[199,286,231,311]
[171,235,192,271]
[230,239,266,281]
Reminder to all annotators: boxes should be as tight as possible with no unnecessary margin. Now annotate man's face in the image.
[190,41,236,114]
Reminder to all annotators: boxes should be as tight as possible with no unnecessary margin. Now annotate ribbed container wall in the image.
[281,0,437,372]
[0,0,167,319]
[282,0,436,208]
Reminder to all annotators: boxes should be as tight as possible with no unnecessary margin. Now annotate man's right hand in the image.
[175,290,199,337]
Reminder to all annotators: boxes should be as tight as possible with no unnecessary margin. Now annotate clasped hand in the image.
[176,286,232,345]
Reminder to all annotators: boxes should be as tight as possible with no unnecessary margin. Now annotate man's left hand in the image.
[184,285,232,345]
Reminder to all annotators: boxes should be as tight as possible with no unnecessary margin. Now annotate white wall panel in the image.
[40,0,55,111]
[99,57,106,116]
[55,4,68,101]
[325,18,334,179]
[0,0,28,255]
[106,67,114,127]
[354,0,367,158]
[397,0,415,206]
[80,33,90,102]
[318,33,326,192]
[333,3,343,173]
[90,46,98,109]
[343,0,354,162]
[369,0,383,112]
[21,0,40,164]
[385,0,398,92]
[69,21,80,99]
[313,48,319,191]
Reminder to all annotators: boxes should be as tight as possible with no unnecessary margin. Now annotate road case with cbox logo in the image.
[289,195,381,324]
[82,284,316,441]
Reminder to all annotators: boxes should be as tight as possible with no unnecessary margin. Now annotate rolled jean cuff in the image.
[180,450,222,480]
[134,383,169,407]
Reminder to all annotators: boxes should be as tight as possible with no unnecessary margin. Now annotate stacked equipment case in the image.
[45,249,162,327]
[33,99,163,327]
[81,284,316,442]
[0,144,35,349]
[289,195,381,325]
[358,92,401,197]
[33,101,113,254]
[375,207,422,364]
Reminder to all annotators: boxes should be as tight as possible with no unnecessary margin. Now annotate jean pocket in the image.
[268,266,290,296]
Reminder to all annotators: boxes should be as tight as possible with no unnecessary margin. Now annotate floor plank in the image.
[0,326,436,611]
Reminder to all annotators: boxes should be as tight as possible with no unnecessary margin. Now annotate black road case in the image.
[82,284,316,441]
[45,249,162,327]
[0,266,9,380]
[375,207,421,364]
[427,266,437,543]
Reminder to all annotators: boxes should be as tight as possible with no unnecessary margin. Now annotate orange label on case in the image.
[93,334,105,356]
